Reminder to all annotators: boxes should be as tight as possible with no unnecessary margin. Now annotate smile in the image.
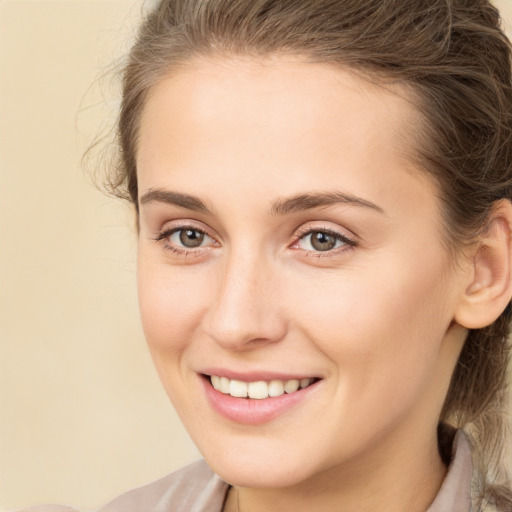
[202,373,322,425]
[210,375,317,399]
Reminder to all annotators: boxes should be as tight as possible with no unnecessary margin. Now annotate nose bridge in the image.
[204,244,286,349]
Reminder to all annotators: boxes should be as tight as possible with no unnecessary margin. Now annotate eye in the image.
[154,225,216,253]
[170,228,207,248]
[295,228,355,253]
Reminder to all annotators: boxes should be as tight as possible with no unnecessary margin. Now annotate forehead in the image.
[136,56,433,216]
[138,56,419,162]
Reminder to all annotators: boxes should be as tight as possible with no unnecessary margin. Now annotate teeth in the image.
[300,378,311,389]
[284,379,300,394]
[268,380,284,397]
[248,381,268,399]
[220,376,230,394]
[210,375,315,399]
[229,379,248,398]
[211,375,221,390]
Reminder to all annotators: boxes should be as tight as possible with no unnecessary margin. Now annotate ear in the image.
[455,200,512,329]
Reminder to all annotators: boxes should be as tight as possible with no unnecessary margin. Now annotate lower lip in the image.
[201,377,321,425]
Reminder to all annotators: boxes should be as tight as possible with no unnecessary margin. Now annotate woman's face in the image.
[136,57,468,487]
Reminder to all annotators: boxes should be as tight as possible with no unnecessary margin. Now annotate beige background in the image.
[0,1,199,510]
[1,0,512,510]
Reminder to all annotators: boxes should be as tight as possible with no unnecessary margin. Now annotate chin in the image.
[212,462,312,489]
[199,445,319,488]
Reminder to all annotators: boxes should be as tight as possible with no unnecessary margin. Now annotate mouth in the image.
[207,374,320,399]
[200,372,322,425]
[198,368,324,425]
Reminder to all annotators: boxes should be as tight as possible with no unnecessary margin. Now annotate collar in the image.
[427,430,473,512]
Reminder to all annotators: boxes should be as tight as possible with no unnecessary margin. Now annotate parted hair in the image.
[109,0,512,509]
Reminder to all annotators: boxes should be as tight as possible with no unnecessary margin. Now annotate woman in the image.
[26,0,512,511]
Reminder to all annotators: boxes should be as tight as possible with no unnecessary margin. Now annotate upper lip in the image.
[199,368,321,382]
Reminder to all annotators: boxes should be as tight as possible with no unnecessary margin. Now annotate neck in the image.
[224,425,447,512]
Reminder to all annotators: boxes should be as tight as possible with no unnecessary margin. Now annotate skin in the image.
[135,56,475,512]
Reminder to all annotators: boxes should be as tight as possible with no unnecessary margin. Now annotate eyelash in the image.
[292,226,357,258]
[153,225,214,258]
[153,224,357,258]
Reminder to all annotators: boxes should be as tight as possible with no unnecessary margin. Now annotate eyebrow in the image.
[139,188,384,215]
[140,189,213,214]
[270,191,385,215]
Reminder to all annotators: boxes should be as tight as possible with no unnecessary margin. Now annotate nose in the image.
[203,251,288,351]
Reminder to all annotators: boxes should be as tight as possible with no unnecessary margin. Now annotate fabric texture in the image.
[20,430,474,512]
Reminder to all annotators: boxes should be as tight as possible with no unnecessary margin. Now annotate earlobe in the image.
[455,200,512,330]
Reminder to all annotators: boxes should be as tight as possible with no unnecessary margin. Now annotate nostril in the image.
[202,269,288,349]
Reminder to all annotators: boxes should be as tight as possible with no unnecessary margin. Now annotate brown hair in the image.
[109,0,512,508]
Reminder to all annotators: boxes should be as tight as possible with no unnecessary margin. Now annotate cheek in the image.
[287,251,454,402]
[136,254,213,418]
[137,254,209,353]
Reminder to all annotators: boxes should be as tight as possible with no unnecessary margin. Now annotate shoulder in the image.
[97,459,229,512]
[15,460,229,512]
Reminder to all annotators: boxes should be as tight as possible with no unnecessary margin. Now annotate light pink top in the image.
[20,430,474,512]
